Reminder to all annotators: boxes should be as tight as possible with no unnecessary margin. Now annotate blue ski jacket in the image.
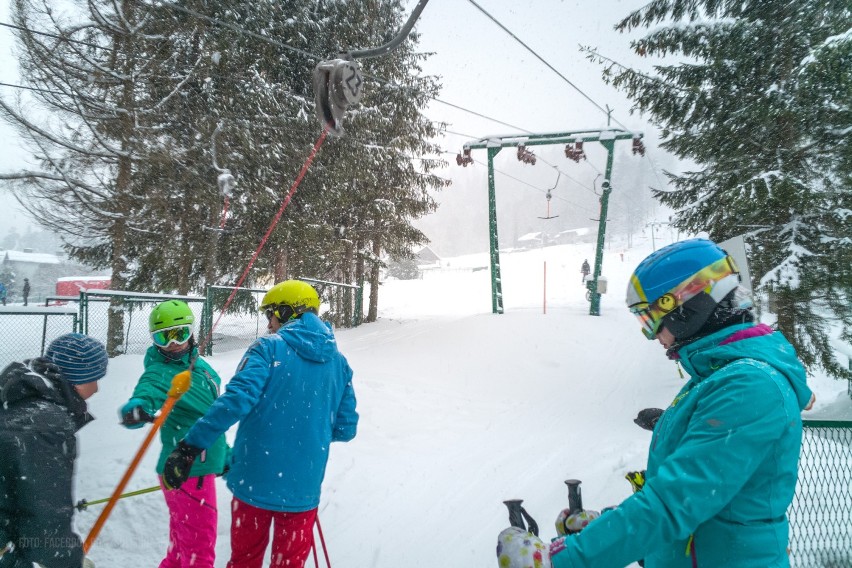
[551,323,812,568]
[184,312,358,512]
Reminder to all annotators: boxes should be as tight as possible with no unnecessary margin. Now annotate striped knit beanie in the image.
[45,333,109,385]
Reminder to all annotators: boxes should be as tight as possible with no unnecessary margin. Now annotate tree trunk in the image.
[106,11,136,356]
[342,240,354,327]
[272,248,289,283]
[107,202,129,357]
[354,239,365,325]
[367,237,381,323]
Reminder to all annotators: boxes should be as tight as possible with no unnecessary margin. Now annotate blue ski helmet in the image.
[626,239,744,340]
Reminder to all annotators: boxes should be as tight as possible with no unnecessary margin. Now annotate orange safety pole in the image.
[83,370,192,553]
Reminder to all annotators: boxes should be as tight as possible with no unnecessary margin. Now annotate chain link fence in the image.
[73,279,363,358]
[0,306,79,369]
[789,420,852,567]
[79,291,207,356]
[298,277,363,328]
[204,286,267,355]
[205,278,363,355]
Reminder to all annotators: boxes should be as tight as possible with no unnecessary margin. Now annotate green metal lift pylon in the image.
[461,128,643,316]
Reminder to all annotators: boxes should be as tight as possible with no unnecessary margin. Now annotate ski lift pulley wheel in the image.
[313,58,364,136]
[217,171,236,197]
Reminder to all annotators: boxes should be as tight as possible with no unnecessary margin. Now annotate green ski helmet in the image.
[259,280,320,322]
[149,300,195,332]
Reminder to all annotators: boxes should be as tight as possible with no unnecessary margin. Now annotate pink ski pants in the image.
[158,474,218,568]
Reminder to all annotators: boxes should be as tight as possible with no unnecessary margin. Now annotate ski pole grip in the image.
[168,370,192,398]
[503,499,526,531]
[565,479,584,513]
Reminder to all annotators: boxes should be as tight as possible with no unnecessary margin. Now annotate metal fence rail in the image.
[0,307,79,369]
[297,277,363,328]
[789,420,852,567]
[72,280,363,359]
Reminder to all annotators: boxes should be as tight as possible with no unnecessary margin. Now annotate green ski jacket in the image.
[129,346,228,476]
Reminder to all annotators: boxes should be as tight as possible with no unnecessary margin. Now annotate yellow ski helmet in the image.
[259,280,320,321]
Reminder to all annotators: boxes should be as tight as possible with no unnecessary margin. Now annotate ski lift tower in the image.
[460,128,644,316]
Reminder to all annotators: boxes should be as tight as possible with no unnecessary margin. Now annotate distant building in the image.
[553,227,593,244]
[414,245,441,268]
[1,249,61,281]
[517,232,543,248]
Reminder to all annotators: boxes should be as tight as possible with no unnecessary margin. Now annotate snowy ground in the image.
[72,239,851,567]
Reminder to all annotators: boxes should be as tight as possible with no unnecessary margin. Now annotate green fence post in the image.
[203,285,213,356]
[41,314,48,355]
[80,291,88,335]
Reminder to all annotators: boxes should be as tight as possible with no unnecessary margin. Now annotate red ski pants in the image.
[158,474,218,568]
[226,498,317,568]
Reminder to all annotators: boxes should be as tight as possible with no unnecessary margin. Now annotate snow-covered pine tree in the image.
[0,0,205,353]
[153,0,444,324]
[595,0,852,380]
[303,0,444,323]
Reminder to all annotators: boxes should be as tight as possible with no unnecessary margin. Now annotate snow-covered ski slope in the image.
[76,240,849,567]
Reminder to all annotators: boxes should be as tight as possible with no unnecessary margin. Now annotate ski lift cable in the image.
[534,153,598,195]
[432,99,533,133]
[643,151,671,193]
[583,158,603,176]
[151,0,320,61]
[5,3,631,148]
[147,0,569,139]
[564,46,677,190]
[0,80,64,95]
[464,0,631,132]
[0,21,105,49]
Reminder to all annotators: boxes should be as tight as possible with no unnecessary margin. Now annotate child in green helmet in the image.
[119,300,229,568]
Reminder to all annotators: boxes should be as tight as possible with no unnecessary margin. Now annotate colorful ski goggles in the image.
[151,324,192,347]
[629,256,740,339]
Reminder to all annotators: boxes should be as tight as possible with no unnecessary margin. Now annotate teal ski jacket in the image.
[125,346,229,477]
[184,312,358,512]
[551,323,812,568]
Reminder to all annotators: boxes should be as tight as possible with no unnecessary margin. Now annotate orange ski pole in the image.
[83,370,192,553]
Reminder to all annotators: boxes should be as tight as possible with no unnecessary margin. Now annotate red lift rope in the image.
[82,125,331,555]
[218,195,230,230]
[196,124,330,355]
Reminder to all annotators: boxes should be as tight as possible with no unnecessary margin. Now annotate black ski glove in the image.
[163,440,203,490]
[633,408,663,431]
[120,399,155,429]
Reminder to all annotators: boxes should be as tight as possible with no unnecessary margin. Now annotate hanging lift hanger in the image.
[538,170,561,220]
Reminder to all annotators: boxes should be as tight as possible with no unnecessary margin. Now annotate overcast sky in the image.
[0,0,671,242]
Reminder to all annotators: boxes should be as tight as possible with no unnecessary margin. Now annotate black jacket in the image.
[0,358,92,567]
